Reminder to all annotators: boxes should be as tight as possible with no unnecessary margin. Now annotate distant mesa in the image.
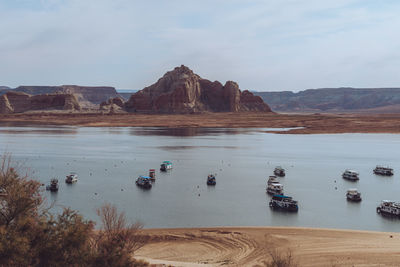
[255,87,400,113]
[0,91,80,114]
[124,65,271,113]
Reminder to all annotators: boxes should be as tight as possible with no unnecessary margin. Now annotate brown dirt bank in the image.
[136,227,400,266]
[2,112,400,134]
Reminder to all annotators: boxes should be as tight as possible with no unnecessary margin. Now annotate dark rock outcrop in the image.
[0,92,80,113]
[125,65,271,113]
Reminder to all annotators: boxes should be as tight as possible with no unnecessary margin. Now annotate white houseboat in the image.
[346,189,361,202]
[266,183,284,195]
[342,170,359,181]
[65,172,78,184]
[269,194,298,212]
[373,166,394,176]
[160,161,172,171]
[274,167,285,177]
[376,200,400,217]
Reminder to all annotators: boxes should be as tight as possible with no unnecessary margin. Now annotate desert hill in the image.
[255,87,400,113]
[0,91,80,113]
[125,65,271,113]
[0,85,119,108]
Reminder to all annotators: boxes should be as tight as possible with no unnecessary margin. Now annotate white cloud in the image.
[1,0,400,91]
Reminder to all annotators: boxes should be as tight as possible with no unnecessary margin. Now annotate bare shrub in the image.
[0,154,148,266]
[90,203,147,266]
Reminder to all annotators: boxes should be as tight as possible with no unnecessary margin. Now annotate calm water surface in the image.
[1,126,400,231]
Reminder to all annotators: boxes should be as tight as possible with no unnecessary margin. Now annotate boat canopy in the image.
[273,194,291,198]
[163,161,172,164]
[139,176,151,179]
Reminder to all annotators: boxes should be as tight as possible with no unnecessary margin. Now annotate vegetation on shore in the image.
[0,154,148,266]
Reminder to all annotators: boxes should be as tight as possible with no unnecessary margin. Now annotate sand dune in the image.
[136,227,400,266]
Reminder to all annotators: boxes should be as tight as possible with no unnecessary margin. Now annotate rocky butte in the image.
[125,65,271,113]
[0,91,80,114]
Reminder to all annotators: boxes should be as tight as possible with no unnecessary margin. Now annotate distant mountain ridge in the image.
[255,87,400,113]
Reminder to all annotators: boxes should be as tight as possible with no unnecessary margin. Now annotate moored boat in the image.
[376,200,400,217]
[149,169,156,180]
[266,183,284,195]
[267,175,279,185]
[346,188,362,202]
[269,194,298,212]
[160,161,172,172]
[274,167,285,177]
[373,166,393,176]
[136,176,152,189]
[207,174,216,185]
[342,170,359,181]
[65,172,78,184]
[46,178,59,192]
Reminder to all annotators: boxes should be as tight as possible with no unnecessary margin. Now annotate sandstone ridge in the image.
[0,91,80,114]
[125,65,271,113]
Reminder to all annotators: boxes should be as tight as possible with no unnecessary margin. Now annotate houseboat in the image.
[269,194,298,212]
[267,175,279,185]
[266,183,284,195]
[65,172,78,184]
[149,169,156,181]
[342,170,359,181]
[346,189,362,202]
[160,161,172,172]
[376,200,400,217]
[373,166,394,176]
[46,178,59,192]
[136,176,152,189]
[274,167,285,177]
[207,174,216,185]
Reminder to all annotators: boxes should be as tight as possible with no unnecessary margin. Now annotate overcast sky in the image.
[1,0,400,91]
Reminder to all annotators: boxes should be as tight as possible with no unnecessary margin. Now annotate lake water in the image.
[1,126,399,232]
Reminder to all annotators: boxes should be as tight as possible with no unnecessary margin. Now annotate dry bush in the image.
[0,154,148,267]
[90,203,147,266]
[258,237,299,267]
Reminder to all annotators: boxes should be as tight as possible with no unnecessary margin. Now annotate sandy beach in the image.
[136,227,400,266]
[2,112,400,134]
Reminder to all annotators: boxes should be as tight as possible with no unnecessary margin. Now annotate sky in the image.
[1,0,400,92]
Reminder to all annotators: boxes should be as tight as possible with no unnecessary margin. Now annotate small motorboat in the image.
[46,178,59,192]
[160,161,172,172]
[136,176,152,189]
[342,170,359,181]
[65,172,78,184]
[266,183,284,195]
[207,174,216,185]
[346,188,362,202]
[269,194,298,212]
[376,200,400,217]
[149,169,156,181]
[274,167,285,177]
[373,166,394,176]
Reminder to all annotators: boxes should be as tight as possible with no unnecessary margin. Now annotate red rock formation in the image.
[125,65,271,113]
[0,92,80,113]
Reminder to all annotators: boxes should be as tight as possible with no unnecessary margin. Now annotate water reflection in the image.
[130,127,256,137]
